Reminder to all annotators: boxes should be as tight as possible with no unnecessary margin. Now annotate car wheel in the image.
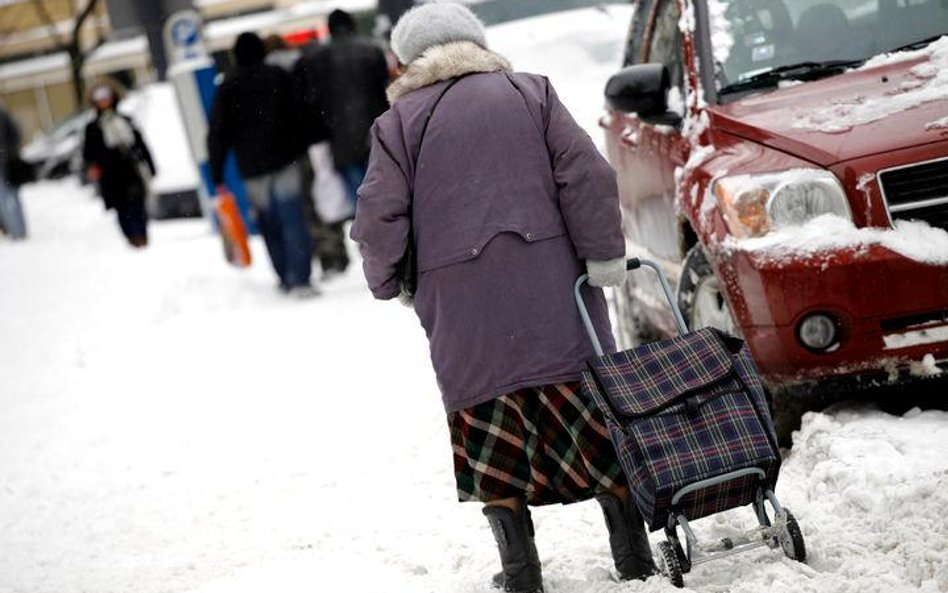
[677,244,740,336]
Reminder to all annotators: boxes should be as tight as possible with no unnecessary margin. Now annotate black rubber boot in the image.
[596,491,658,581]
[483,505,543,593]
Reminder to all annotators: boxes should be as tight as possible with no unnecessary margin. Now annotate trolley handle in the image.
[574,258,689,357]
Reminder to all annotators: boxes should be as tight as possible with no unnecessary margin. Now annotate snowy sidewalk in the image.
[1,179,946,593]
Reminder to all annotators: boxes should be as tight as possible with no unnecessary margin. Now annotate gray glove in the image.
[586,257,627,288]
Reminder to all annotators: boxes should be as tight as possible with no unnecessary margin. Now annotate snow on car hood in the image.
[710,37,948,167]
[722,213,948,266]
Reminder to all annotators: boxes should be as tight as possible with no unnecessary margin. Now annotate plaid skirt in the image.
[448,382,626,506]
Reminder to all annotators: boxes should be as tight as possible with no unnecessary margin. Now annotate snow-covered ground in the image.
[3,178,947,593]
[2,4,948,593]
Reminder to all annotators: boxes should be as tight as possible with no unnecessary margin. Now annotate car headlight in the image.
[712,169,851,238]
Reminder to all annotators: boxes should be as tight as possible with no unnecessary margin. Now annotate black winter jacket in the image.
[207,63,306,184]
[296,35,389,167]
[0,107,21,181]
[83,112,155,210]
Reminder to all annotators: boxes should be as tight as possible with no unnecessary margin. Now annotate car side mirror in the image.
[604,63,682,126]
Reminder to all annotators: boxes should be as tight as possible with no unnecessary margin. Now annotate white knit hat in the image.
[91,85,114,102]
[390,2,487,65]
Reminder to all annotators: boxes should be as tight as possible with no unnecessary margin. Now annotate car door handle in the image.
[619,126,639,148]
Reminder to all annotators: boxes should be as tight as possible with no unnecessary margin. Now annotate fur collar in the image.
[387,41,512,103]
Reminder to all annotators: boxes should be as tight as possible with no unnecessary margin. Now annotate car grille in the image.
[881,308,948,333]
[878,157,948,231]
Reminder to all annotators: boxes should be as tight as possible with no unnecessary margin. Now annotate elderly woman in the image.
[350,3,656,591]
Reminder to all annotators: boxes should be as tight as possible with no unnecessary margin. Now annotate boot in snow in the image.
[483,504,543,593]
[596,491,658,581]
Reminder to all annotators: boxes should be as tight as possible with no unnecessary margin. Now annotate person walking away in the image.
[296,9,389,206]
[264,35,351,279]
[207,32,316,297]
[302,141,352,278]
[0,105,28,240]
[350,4,657,591]
[82,84,155,248]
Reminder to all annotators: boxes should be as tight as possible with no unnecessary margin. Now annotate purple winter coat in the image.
[350,44,623,412]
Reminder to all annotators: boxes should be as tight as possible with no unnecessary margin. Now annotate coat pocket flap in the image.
[587,328,740,417]
[416,225,566,272]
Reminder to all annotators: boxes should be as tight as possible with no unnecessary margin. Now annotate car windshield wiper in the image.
[719,59,865,95]
[884,34,945,54]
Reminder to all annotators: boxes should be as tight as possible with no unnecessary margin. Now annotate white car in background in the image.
[20,110,94,181]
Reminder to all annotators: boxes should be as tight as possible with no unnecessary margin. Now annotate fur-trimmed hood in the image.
[386,41,512,103]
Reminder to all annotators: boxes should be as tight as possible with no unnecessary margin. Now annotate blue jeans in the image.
[0,179,27,239]
[337,163,367,207]
[245,163,312,289]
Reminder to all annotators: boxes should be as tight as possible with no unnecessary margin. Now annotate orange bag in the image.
[216,190,251,267]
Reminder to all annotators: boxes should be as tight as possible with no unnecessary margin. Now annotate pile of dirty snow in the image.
[772,406,948,592]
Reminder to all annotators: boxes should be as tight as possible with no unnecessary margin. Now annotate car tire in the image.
[769,388,811,447]
[770,385,853,448]
[676,244,740,336]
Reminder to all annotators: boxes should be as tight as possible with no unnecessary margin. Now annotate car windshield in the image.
[711,0,948,89]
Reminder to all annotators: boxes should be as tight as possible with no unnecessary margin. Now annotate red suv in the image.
[602,0,948,439]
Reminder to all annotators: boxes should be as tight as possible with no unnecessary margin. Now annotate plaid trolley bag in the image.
[575,258,805,587]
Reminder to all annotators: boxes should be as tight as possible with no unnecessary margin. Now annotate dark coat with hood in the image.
[208,33,305,183]
[350,42,624,412]
[0,107,21,182]
[296,22,389,167]
[82,109,155,211]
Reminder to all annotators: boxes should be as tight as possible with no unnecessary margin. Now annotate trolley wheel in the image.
[657,541,684,588]
[775,509,806,563]
[664,527,692,574]
[673,537,692,574]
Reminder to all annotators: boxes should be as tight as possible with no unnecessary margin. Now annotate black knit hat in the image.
[328,9,356,36]
[234,32,265,67]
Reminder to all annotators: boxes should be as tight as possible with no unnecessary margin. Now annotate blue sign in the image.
[164,10,208,63]
[171,19,199,49]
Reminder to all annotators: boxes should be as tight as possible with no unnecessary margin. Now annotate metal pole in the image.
[131,0,167,81]
[134,0,194,81]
